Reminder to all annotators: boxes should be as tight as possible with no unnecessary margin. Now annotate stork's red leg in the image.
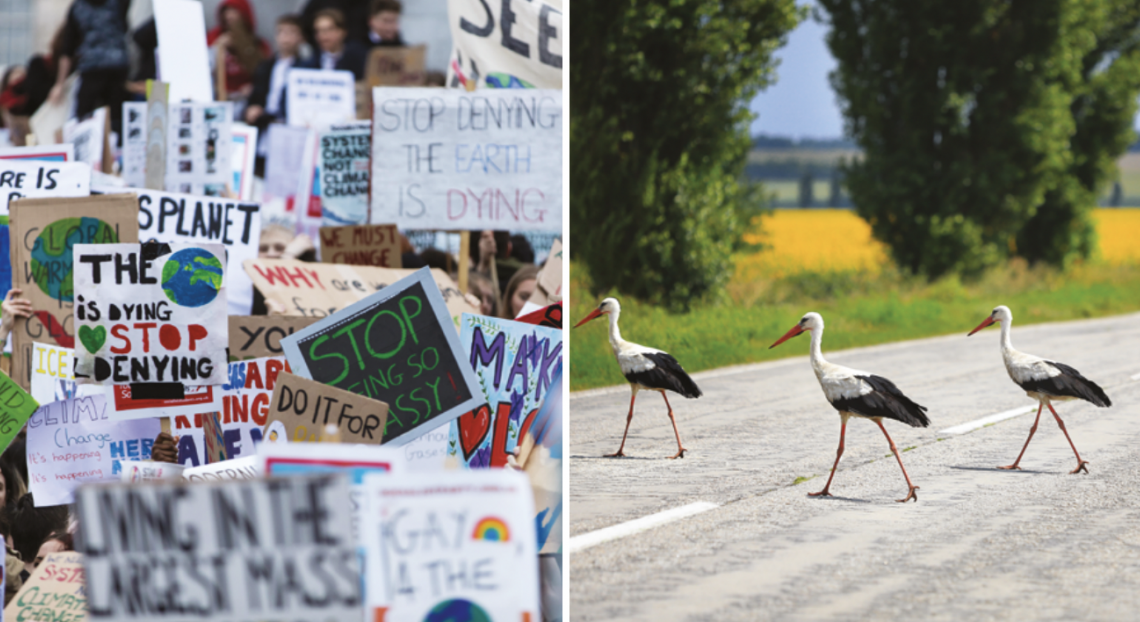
[662,393,686,459]
[1046,402,1089,474]
[810,416,847,498]
[874,419,919,503]
[998,402,1043,470]
[605,391,637,457]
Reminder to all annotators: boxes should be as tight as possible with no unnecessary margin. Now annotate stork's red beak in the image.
[769,324,805,349]
[574,308,604,328]
[968,316,995,336]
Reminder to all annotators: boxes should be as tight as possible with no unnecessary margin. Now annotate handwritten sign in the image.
[266,372,389,444]
[2,551,86,622]
[287,68,356,128]
[243,258,477,322]
[370,87,561,230]
[446,0,562,90]
[171,356,287,466]
[319,224,402,268]
[27,394,160,506]
[31,341,101,404]
[280,268,483,445]
[0,159,89,213]
[366,45,427,87]
[319,121,371,226]
[76,473,361,622]
[72,242,228,385]
[360,469,540,621]
[182,455,258,481]
[9,195,139,389]
[449,314,562,468]
[0,370,39,454]
[229,315,320,361]
[95,186,262,315]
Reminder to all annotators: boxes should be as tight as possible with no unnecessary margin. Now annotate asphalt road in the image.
[569,312,1140,621]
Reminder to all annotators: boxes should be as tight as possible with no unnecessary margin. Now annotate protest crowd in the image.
[0,0,564,620]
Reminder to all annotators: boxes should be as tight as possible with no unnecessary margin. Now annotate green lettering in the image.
[399,295,422,345]
[308,335,350,386]
[366,309,406,359]
[425,376,442,410]
[332,319,368,369]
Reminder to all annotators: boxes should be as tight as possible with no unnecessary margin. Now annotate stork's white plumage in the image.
[968,305,1111,474]
[771,312,929,502]
[575,298,702,459]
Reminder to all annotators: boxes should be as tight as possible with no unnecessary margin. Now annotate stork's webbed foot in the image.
[604,450,627,458]
[1070,460,1089,475]
[896,485,919,503]
[808,489,833,498]
[997,464,1022,471]
[668,448,686,460]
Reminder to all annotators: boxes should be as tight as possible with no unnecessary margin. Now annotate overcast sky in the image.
[750,7,1140,141]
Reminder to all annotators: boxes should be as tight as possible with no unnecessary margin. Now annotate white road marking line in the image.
[1130,371,1140,381]
[568,502,720,554]
[939,405,1037,435]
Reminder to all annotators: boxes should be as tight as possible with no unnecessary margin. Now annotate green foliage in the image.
[819,0,1140,278]
[570,0,802,310]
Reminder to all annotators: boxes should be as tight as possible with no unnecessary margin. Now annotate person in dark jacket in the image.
[367,0,405,48]
[245,14,305,129]
[299,8,367,80]
[301,0,371,49]
[50,0,132,135]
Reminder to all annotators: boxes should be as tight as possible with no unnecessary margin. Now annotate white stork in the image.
[968,305,1111,474]
[574,298,702,459]
[771,312,929,502]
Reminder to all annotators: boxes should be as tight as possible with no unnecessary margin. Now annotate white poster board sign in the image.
[76,473,362,621]
[361,469,540,621]
[165,101,233,196]
[118,460,186,482]
[122,102,148,188]
[182,455,259,481]
[154,0,213,104]
[370,87,562,230]
[446,0,563,90]
[30,342,102,404]
[72,242,229,385]
[286,68,356,128]
[0,160,89,213]
[95,186,261,315]
[63,107,106,169]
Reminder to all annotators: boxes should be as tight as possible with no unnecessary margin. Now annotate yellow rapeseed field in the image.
[737,208,1140,281]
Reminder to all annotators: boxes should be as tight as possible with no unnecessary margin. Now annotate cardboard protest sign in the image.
[31,342,102,404]
[229,315,321,361]
[2,551,86,622]
[0,144,75,161]
[170,356,288,466]
[367,45,428,86]
[231,123,258,201]
[154,0,213,104]
[182,455,258,481]
[244,258,477,322]
[0,159,89,213]
[318,121,371,226]
[280,268,483,445]
[122,101,148,187]
[319,224,402,268]
[95,186,262,315]
[266,371,389,444]
[76,473,361,622]
[165,102,233,196]
[119,460,186,482]
[449,314,562,468]
[27,394,160,506]
[72,242,228,385]
[9,194,139,389]
[287,68,357,128]
[361,469,540,622]
[104,383,223,420]
[0,371,38,454]
[447,0,562,89]
[371,87,562,230]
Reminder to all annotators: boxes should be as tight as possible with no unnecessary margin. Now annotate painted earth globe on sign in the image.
[423,599,492,622]
[161,247,224,307]
[30,217,119,301]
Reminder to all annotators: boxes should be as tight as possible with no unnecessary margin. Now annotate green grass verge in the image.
[569,260,1140,392]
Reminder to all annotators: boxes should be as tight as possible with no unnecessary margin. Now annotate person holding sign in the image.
[302,9,368,80]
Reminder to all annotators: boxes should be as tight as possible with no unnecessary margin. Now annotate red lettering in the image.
[188,324,208,351]
[159,324,181,350]
[110,325,131,354]
[135,323,157,352]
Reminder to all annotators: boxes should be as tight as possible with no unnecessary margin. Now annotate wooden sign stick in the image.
[458,230,470,293]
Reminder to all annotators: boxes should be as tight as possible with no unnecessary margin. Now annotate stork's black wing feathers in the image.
[626,352,703,399]
[1017,360,1112,407]
[830,375,930,428]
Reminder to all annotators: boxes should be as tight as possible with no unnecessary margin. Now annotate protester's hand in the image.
[244,104,264,124]
[152,432,179,463]
[477,230,496,272]
[1,289,33,337]
[265,299,288,316]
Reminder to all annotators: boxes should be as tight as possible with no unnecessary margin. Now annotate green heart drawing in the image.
[79,325,107,354]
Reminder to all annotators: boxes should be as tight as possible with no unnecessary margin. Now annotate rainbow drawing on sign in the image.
[471,517,510,543]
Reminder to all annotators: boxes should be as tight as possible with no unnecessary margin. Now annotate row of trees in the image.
[571,0,1140,308]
